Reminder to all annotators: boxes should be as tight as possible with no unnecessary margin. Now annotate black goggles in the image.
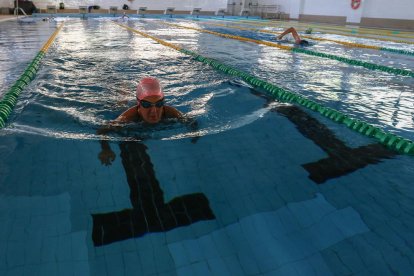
[139,99,165,108]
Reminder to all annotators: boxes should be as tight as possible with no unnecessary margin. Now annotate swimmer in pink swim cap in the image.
[114,77,182,124]
[97,77,185,165]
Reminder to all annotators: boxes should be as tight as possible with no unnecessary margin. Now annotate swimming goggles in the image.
[139,99,164,108]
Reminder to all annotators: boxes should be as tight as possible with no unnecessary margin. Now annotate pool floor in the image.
[0,17,414,275]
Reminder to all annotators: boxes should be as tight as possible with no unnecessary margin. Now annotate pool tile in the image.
[5,266,24,276]
[6,241,26,267]
[57,234,73,261]
[211,230,236,257]
[41,236,58,263]
[168,242,189,267]
[89,255,108,276]
[57,261,75,276]
[71,232,88,261]
[182,239,204,264]
[138,249,157,275]
[39,262,58,276]
[123,252,143,275]
[104,253,125,276]
[330,207,369,236]
[206,257,231,275]
[223,254,245,275]
[176,264,193,276]
[265,264,300,276]
[237,251,261,275]
[24,236,42,265]
[307,253,334,275]
[73,261,90,276]
[327,240,366,274]
[23,265,42,276]
[191,261,211,275]
[197,235,220,260]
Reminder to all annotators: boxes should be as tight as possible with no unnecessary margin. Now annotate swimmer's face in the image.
[138,95,164,124]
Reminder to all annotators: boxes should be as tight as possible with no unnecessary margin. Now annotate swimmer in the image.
[97,77,186,165]
[99,77,182,130]
[42,16,55,22]
[276,27,309,46]
[120,12,129,20]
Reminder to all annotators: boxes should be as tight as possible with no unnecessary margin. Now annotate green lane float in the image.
[292,47,414,77]
[0,24,64,129]
[113,22,414,156]
[164,23,414,78]
[380,47,414,56]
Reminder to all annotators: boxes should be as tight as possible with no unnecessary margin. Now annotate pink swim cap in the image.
[136,77,164,101]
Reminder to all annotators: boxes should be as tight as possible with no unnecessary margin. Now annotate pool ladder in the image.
[14,7,28,17]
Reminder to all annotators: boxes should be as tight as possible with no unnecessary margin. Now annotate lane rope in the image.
[211,18,414,45]
[239,19,414,39]
[0,23,64,128]
[196,21,414,56]
[113,22,414,156]
[163,22,414,78]
[216,18,414,40]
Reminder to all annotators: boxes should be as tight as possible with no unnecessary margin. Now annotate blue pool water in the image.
[0,17,414,275]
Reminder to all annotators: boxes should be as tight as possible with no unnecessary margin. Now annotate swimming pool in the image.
[1,16,414,275]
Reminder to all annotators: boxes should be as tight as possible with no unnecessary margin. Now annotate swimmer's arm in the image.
[115,105,140,122]
[164,106,197,128]
[97,108,136,166]
[165,106,200,142]
[164,106,183,119]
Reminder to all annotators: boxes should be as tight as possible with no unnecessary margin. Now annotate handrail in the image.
[14,7,28,17]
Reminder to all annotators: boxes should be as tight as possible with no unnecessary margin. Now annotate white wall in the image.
[257,0,414,22]
[362,0,414,20]
[258,0,290,13]
[0,0,13,8]
[31,0,227,11]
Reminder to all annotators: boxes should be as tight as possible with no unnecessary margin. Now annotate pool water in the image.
[0,17,414,275]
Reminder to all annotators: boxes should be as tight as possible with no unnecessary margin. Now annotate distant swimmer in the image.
[42,16,55,22]
[276,27,309,46]
[120,12,129,21]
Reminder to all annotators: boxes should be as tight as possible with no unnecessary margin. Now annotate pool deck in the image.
[0,15,16,22]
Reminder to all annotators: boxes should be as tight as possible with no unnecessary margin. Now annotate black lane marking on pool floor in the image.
[233,84,394,184]
[92,142,215,246]
[275,105,395,184]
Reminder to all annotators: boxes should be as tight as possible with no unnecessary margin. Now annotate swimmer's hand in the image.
[97,123,122,135]
[180,117,200,144]
[98,148,116,166]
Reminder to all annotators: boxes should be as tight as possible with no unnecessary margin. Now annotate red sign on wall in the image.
[351,0,362,10]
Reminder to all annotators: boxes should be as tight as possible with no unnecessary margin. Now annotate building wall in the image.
[362,0,413,20]
[257,0,414,28]
[28,0,228,11]
[2,0,414,25]
[0,0,12,8]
